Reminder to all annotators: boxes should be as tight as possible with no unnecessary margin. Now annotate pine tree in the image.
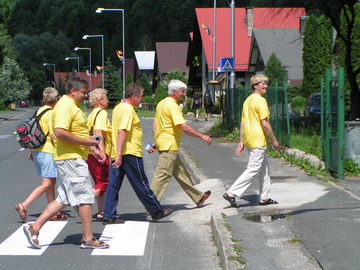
[303,15,333,97]
[265,53,286,86]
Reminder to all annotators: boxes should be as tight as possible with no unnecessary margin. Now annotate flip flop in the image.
[15,203,27,222]
[259,198,278,206]
[50,213,68,221]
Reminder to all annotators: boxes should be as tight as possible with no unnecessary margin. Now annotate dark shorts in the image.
[205,105,213,113]
[87,154,110,196]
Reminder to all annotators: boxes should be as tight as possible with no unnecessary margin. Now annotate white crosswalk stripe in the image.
[92,221,149,256]
[0,221,67,256]
[0,220,150,256]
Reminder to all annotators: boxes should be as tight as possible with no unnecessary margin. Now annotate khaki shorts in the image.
[55,158,94,207]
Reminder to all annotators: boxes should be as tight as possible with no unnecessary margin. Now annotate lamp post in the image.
[96,8,125,100]
[43,63,56,88]
[212,0,217,82]
[65,57,80,75]
[83,35,104,88]
[74,47,92,91]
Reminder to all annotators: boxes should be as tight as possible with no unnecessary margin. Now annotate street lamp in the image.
[43,63,56,88]
[96,8,125,100]
[74,47,92,91]
[83,34,104,88]
[65,57,80,75]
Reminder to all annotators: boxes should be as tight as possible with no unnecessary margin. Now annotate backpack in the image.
[16,108,51,149]
[204,93,213,106]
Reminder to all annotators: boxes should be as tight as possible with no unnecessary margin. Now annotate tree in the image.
[0,57,31,104]
[303,15,333,97]
[336,3,360,119]
[104,57,122,107]
[0,24,15,66]
[265,53,287,87]
[139,73,152,96]
[302,1,360,119]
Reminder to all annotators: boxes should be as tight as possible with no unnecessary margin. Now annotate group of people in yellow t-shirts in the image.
[21,74,280,250]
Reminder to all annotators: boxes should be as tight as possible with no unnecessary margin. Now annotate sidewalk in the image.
[181,117,360,270]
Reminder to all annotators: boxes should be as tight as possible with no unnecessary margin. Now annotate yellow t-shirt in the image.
[241,93,270,148]
[154,97,185,151]
[111,102,142,159]
[32,105,55,154]
[87,108,112,156]
[52,95,89,160]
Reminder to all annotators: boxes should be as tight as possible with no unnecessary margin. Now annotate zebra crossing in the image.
[0,221,149,256]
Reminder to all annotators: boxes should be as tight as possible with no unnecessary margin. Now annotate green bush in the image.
[143,95,154,103]
[291,96,306,110]
[0,99,5,111]
[209,120,236,137]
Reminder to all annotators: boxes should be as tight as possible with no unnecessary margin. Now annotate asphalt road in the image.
[0,108,218,270]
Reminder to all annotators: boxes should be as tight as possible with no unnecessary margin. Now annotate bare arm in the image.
[236,122,245,154]
[54,128,98,147]
[152,120,157,138]
[94,129,105,153]
[180,123,212,145]
[260,118,279,148]
[112,129,126,168]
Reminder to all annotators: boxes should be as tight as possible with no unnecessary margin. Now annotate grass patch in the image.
[288,237,301,244]
[233,245,245,253]
[224,223,232,231]
[136,109,156,118]
[228,255,246,264]
[231,237,240,243]
[221,212,227,218]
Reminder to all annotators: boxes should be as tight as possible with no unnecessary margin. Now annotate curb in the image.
[210,213,243,270]
[179,146,242,269]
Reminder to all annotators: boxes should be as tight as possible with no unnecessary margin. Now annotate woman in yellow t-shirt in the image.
[87,88,112,221]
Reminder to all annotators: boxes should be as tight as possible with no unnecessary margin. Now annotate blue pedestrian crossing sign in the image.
[220,57,234,72]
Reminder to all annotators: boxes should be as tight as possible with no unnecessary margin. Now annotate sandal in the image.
[96,213,104,222]
[80,237,109,249]
[15,203,27,222]
[259,198,278,206]
[23,223,40,249]
[223,193,240,208]
[50,213,68,221]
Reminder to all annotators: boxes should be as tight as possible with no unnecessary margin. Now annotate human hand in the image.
[28,151,33,161]
[93,149,106,163]
[272,140,280,151]
[202,135,212,145]
[112,155,122,168]
[236,142,244,154]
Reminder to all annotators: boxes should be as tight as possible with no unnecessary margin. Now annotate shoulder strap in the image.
[34,108,51,120]
[92,109,103,128]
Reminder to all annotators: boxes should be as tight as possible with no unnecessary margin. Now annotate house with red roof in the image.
[187,7,306,94]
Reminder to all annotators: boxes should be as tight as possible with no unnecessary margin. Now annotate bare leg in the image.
[78,204,94,241]
[30,200,67,232]
[21,177,56,209]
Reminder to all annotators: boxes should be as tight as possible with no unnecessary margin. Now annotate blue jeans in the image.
[103,155,162,218]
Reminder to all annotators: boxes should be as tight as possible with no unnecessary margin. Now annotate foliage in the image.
[125,73,133,88]
[0,0,16,23]
[25,69,48,104]
[0,98,5,110]
[209,120,236,137]
[302,15,333,97]
[344,158,360,176]
[336,3,360,119]
[265,53,287,86]
[0,24,15,66]
[139,72,152,96]
[0,57,31,104]
[291,96,306,111]
[104,57,122,107]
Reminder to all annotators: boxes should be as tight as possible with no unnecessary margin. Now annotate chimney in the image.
[299,16,308,36]
[246,8,254,37]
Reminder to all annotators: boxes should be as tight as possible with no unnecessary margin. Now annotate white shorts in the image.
[55,158,94,207]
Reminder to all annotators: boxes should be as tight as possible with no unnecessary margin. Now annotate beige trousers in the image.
[151,150,203,204]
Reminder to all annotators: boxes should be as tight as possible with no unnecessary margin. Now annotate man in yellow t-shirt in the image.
[150,79,212,208]
[103,83,172,223]
[223,74,280,208]
[23,77,109,250]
